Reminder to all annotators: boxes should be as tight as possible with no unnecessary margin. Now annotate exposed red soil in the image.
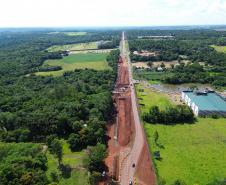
[135,140,156,185]
[103,53,155,185]
[117,96,132,146]
[103,56,135,184]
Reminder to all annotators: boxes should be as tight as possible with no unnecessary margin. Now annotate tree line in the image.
[143,105,195,125]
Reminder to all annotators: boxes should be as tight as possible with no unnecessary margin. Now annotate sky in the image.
[0,0,226,27]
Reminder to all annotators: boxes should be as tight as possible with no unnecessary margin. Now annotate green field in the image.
[136,84,172,113]
[48,32,87,36]
[36,53,111,76]
[47,140,88,185]
[136,84,226,185]
[133,70,171,82]
[212,45,226,53]
[47,42,98,52]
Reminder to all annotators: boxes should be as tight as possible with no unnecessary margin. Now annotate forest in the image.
[127,30,226,87]
[0,30,120,184]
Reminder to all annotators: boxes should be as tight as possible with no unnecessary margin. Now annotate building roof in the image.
[184,91,226,111]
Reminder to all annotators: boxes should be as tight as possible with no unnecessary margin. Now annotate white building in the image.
[181,91,199,116]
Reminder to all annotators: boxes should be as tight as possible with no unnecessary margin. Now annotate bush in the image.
[173,179,186,185]
[89,171,102,185]
[59,164,72,179]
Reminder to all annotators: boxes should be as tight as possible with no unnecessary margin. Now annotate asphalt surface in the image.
[120,32,145,185]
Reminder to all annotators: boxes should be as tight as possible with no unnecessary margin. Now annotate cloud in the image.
[0,0,226,27]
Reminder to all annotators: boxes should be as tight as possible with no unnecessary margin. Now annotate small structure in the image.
[181,90,226,116]
[157,67,164,72]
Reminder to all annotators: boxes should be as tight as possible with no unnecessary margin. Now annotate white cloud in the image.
[0,0,226,27]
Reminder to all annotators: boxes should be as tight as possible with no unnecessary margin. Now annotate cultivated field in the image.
[47,42,98,52]
[136,84,226,185]
[48,32,87,36]
[47,140,88,185]
[36,53,111,76]
[212,45,226,53]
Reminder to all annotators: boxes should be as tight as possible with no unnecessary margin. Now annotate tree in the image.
[153,130,159,145]
[50,139,63,165]
[68,133,82,151]
[160,62,165,68]
[89,171,102,185]
[85,143,107,173]
[147,61,153,68]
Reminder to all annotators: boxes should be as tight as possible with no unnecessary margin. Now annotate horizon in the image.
[1,24,226,29]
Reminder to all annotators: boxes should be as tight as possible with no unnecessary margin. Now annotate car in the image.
[129,181,133,185]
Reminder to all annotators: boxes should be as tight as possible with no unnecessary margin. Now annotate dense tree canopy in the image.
[127,30,226,87]
[0,30,120,184]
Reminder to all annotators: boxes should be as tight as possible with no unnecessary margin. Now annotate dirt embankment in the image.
[103,56,135,184]
[135,141,156,185]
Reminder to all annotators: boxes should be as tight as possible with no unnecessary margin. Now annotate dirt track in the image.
[104,32,156,185]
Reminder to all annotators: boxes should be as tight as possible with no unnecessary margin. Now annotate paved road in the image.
[120,32,145,185]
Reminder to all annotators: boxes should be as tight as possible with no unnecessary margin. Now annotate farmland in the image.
[212,45,226,53]
[136,84,226,184]
[47,42,98,52]
[36,52,111,76]
[48,32,87,36]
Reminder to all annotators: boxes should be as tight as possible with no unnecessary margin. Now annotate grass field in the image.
[136,83,226,185]
[48,32,87,36]
[136,84,172,113]
[133,70,171,82]
[47,42,98,52]
[212,45,226,53]
[46,140,88,185]
[36,53,111,76]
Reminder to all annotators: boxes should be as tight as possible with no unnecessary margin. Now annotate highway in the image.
[120,32,145,185]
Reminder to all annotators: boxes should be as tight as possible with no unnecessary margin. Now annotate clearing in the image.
[48,32,87,36]
[136,83,226,185]
[212,45,226,53]
[46,140,88,185]
[36,53,111,76]
[47,42,98,52]
[136,83,172,113]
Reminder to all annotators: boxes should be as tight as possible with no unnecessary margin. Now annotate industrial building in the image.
[181,90,226,116]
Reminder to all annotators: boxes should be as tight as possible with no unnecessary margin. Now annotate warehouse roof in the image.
[184,91,226,111]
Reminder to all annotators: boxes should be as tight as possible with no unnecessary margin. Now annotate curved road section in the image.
[120,32,154,185]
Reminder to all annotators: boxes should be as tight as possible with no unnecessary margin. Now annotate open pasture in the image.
[48,31,87,36]
[136,84,226,185]
[36,53,111,76]
[212,45,226,53]
[47,42,98,52]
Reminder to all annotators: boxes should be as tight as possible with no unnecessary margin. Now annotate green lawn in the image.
[136,83,226,185]
[36,53,111,76]
[47,42,98,52]
[211,45,226,53]
[47,140,89,185]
